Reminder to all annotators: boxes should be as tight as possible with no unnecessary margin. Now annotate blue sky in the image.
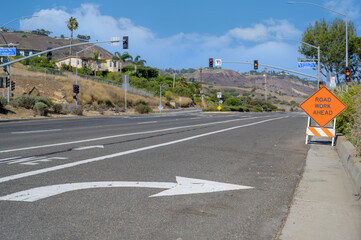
[1,0,360,79]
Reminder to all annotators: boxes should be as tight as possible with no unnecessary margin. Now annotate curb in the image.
[336,136,361,194]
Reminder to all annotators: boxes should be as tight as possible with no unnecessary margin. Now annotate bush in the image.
[0,96,7,108]
[15,95,37,109]
[53,103,62,114]
[62,103,83,115]
[33,102,48,116]
[135,103,152,114]
[36,96,53,108]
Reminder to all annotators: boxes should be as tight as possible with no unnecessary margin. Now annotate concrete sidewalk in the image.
[279,142,361,240]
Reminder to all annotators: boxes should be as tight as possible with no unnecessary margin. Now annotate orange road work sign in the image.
[299,86,347,127]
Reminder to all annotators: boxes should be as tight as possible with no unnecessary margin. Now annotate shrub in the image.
[135,103,152,114]
[53,103,62,114]
[33,102,48,116]
[0,96,7,108]
[62,103,83,115]
[36,96,53,108]
[16,95,37,109]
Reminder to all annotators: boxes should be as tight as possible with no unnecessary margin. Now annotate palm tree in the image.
[67,16,79,71]
[133,55,146,66]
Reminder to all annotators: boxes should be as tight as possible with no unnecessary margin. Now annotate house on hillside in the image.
[55,56,122,72]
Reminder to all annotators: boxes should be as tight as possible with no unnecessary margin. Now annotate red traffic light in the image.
[209,58,214,68]
[345,67,350,76]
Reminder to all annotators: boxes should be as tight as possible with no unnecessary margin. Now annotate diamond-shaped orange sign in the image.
[299,86,347,127]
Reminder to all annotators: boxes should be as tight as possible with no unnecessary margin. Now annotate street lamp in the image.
[0,15,38,30]
[280,38,321,86]
[288,1,348,67]
[75,45,96,105]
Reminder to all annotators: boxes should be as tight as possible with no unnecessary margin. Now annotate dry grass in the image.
[6,63,159,110]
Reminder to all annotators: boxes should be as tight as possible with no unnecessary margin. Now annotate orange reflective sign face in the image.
[299,87,347,127]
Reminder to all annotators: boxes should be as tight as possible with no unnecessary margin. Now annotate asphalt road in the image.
[0,110,309,240]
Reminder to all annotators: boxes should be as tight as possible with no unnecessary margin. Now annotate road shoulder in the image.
[279,142,361,240]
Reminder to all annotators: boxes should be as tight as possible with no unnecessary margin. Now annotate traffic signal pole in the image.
[222,61,317,79]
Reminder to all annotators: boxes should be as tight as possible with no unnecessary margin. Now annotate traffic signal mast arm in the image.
[0,39,120,68]
[222,61,317,79]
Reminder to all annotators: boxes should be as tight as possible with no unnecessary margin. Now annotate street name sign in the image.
[299,86,347,127]
[0,48,16,56]
[298,62,316,69]
[215,59,222,66]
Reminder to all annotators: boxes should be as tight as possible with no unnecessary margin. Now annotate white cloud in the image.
[19,4,308,76]
[227,19,301,42]
[325,0,360,20]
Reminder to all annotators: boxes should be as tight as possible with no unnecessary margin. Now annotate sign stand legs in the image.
[332,119,336,147]
[305,117,311,144]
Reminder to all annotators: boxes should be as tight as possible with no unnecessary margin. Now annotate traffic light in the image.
[11,81,15,91]
[345,67,351,82]
[73,84,79,94]
[209,58,214,68]
[73,95,77,100]
[123,36,128,49]
[3,66,7,73]
[319,81,323,89]
[6,76,10,88]
[47,51,52,61]
[0,77,3,88]
[254,60,258,70]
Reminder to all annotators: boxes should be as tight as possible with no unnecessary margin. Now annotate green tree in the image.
[66,16,79,71]
[133,55,146,66]
[299,18,357,84]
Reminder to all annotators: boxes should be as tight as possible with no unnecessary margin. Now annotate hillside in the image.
[0,31,113,60]
[180,68,317,110]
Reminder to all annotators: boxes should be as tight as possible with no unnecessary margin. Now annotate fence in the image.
[24,65,154,98]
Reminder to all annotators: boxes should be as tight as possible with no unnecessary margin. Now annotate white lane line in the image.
[11,129,62,134]
[137,121,158,125]
[0,116,287,184]
[190,117,201,120]
[0,116,261,153]
[73,145,104,151]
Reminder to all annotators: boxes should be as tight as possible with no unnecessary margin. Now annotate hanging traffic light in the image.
[209,58,213,68]
[345,67,351,82]
[11,81,15,91]
[0,77,3,88]
[47,51,52,61]
[254,60,258,70]
[123,36,128,49]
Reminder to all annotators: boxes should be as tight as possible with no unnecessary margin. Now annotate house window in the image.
[109,61,112,67]
[114,61,116,68]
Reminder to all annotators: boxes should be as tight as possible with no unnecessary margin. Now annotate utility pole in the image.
[173,73,175,88]
[263,67,267,102]
[199,68,203,108]
[7,57,10,103]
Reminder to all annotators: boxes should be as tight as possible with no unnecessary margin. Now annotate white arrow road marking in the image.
[0,176,253,202]
[0,116,287,184]
[73,145,104,151]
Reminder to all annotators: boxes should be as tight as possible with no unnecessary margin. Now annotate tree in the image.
[77,34,90,41]
[299,18,357,84]
[133,55,146,66]
[66,16,79,71]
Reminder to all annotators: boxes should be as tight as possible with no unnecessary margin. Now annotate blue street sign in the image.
[298,62,316,69]
[0,48,16,56]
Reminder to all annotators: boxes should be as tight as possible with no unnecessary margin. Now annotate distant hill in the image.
[0,31,114,60]
[180,68,318,110]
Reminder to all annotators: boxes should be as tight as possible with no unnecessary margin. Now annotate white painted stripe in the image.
[190,117,201,120]
[0,157,22,163]
[0,116,287,184]
[0,117,261,153]
[12,129,62,134]
[137,121,158,125]
[73,145,104,151]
